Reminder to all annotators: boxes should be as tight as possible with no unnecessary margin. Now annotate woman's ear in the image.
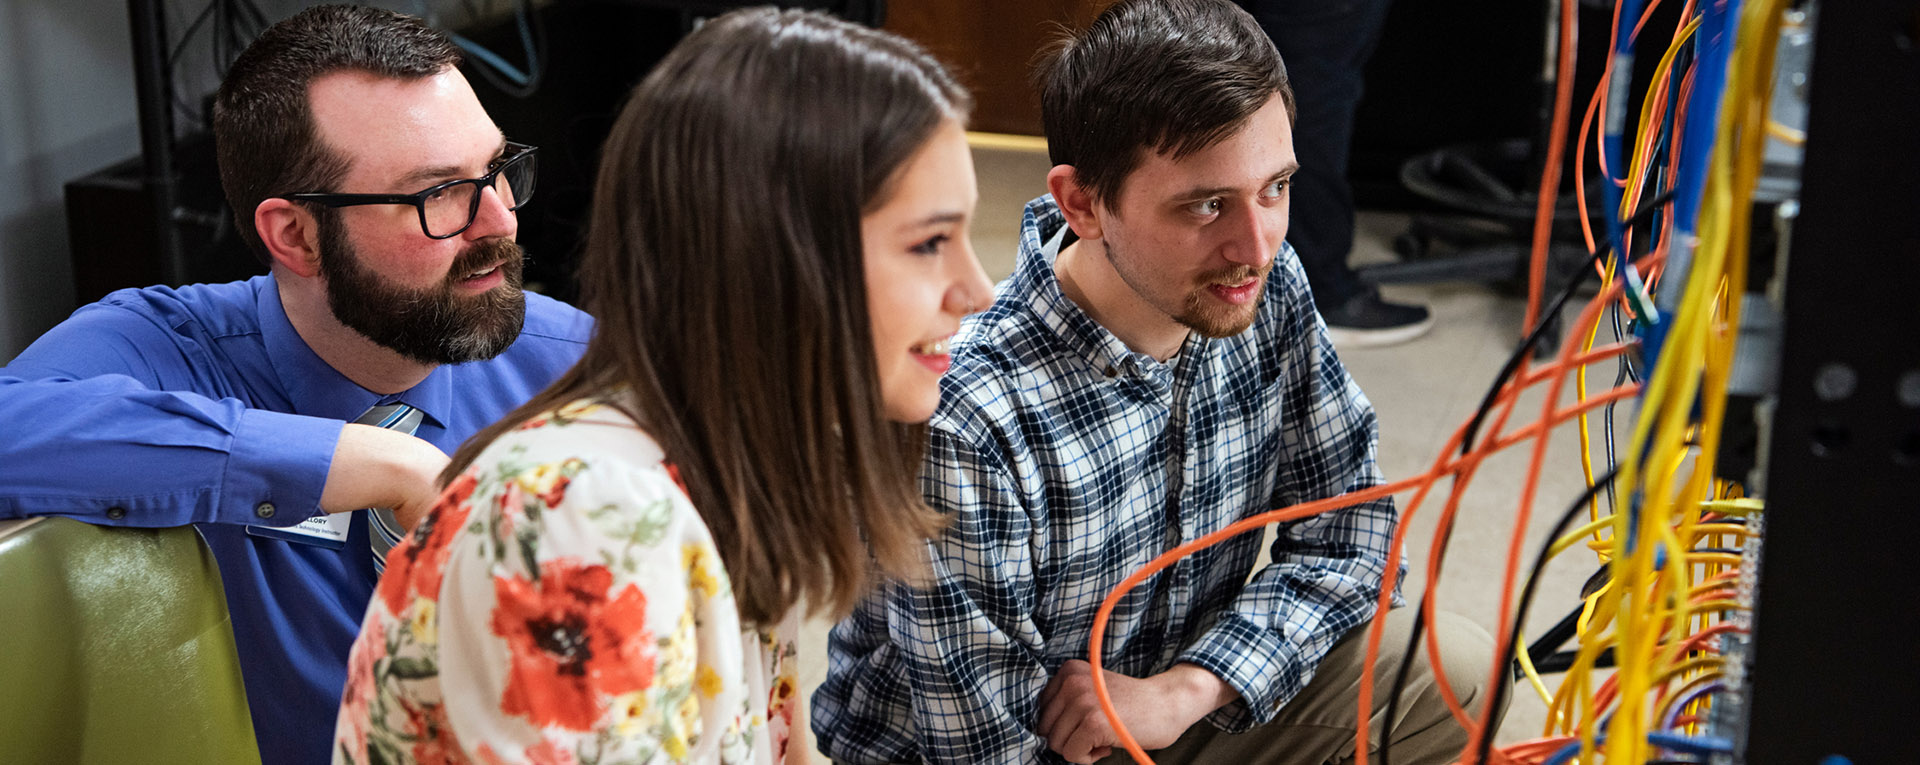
[254,198,323,278]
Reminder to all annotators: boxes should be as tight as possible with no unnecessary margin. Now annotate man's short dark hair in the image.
[213,4,462,259]
[1035,0,1293,209]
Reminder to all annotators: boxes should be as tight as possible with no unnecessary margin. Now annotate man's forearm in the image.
[1158,662,1240,721]
[1037,659,1243,762]
[321,424,450,529]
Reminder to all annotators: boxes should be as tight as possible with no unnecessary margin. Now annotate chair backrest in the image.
[0,517,260,764]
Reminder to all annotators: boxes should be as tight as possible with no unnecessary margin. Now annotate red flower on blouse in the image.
[376,473,479,614]
[663,461,689,498]
[490,558,655,731]
[523,739,577,765]
[537,475,571,509]
[404,698,462,765]
[336,618,386,759]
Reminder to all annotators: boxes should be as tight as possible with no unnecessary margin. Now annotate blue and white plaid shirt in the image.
[814,196,1402,764]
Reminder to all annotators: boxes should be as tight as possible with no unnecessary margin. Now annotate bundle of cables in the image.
[1085,0,1801,762]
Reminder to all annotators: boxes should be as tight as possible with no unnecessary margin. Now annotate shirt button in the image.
[255,502,277,519]
[105,506,127,521]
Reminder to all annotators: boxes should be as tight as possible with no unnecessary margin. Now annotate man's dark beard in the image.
[316,213,527,365]
[1178,264,1268,338]
[1103,234,1269,339]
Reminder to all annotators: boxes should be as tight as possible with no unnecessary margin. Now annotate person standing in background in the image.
[1239,0,1434,347]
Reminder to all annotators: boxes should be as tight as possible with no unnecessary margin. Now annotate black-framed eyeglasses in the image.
[280,142,538,240]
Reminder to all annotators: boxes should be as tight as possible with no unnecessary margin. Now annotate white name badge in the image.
[247,510,353,549]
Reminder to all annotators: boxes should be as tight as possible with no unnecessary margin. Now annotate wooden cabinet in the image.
[884,1,1114,136]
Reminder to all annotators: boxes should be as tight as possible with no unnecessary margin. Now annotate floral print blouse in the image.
[333,399,799,764]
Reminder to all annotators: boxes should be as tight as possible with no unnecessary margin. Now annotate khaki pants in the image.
[1096,608,1507,765]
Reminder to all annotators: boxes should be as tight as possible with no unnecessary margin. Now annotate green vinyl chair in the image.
[0,517,259,764]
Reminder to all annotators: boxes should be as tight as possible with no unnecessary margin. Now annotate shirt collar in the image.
[1015,195,1187,386]
[255,275,454,427]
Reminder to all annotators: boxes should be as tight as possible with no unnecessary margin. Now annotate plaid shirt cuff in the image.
[1176,613,1305,733]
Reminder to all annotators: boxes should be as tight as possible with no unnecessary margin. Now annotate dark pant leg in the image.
[1238,0,1394,310]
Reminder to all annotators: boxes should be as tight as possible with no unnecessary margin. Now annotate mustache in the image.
[446,238,527,281]
[1198,264,1267,285]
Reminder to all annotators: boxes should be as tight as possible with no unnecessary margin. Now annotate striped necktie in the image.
[358,401,424,573]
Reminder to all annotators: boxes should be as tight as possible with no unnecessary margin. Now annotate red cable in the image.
[1525,0,1585,333]
[1084,7,1727,756]
[1082,249,1655,763]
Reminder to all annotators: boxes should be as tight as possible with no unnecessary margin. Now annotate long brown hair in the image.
[445,7,970,625]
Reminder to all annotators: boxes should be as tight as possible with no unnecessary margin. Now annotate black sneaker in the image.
[1321,289,1434,348]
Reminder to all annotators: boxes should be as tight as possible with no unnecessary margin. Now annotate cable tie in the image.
[1624,263,1662,325]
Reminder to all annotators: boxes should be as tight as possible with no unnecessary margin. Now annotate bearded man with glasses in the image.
[277,141,540,366]
[0,7,589,765]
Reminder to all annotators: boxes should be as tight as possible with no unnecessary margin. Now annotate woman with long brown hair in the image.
[331,8,991,763]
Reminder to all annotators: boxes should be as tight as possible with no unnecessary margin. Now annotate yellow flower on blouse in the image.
[660,689,705,761]
[514,458,583,500]
[659,606,698,690]
[662,721,690,761]
[684,543,721,599]
[408,597,437,646]
[609,692,649,737]
[553,398,604,422]
[769,673,796,710]
[675,692,702,746]
[696,664,724,699]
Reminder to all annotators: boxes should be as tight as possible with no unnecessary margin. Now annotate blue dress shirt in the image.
[0,275,591,765]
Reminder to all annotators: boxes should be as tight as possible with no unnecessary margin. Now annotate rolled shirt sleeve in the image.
[0,290,342,527]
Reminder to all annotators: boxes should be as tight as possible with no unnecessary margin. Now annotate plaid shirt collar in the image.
[1007,195,1191,390]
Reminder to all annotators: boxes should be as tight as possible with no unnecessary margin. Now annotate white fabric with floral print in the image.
[333,399,799,764]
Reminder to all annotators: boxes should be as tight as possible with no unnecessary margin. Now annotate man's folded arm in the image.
[1174,250,1402,731]
[2,304,344,527]
[1177,491,1396,732]
[0,373,341,527]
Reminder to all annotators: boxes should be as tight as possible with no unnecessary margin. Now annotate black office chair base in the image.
[1365,139,1603,355]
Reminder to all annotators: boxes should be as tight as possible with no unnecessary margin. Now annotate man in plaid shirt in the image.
[814,1,1502,762]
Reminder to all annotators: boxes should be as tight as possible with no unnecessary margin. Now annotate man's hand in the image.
[318,424,450,531]
[1035,661,1236,763]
